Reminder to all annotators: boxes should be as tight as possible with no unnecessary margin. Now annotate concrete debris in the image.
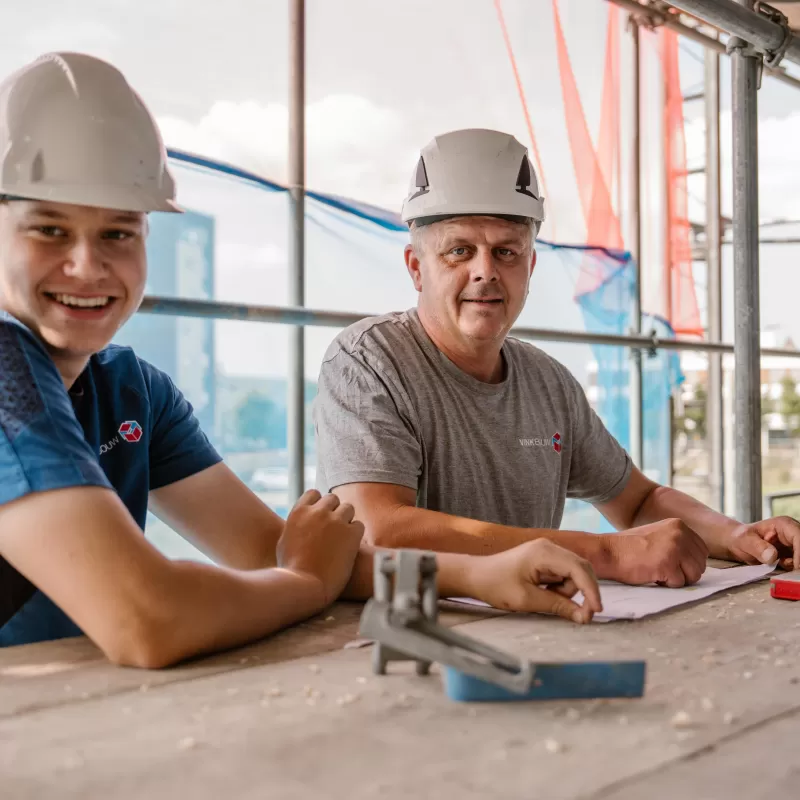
[139,684,150,693]
[701,697,715,711]
[356,677,368,685]
[742,671,754,680]
[775,659,787,667]
[670,711,692,729]
[309,664,321,674]
[266,687,283,698]
[618,716,629,726]
[325,616,335,622]
[544,738,566,754]
[565,708,581,722]
[177,737,197,751]
[723,712,736,725]
[745,609,755,616]
[336,693,359,706]
[226,688,239,697]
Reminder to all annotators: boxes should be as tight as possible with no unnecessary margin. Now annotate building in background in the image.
[114,208,217,443]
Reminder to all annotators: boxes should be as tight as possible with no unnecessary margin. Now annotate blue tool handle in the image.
[442,661,646,702]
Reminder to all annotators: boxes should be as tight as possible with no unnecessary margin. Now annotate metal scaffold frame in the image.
[133,0,800,520]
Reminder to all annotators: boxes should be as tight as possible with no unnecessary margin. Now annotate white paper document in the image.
[448,563,776,623]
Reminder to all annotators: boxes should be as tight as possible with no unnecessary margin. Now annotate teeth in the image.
[53,294,110,308]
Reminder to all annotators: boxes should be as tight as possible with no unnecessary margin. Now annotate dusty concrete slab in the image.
[1,579,799,799]
[0,601,499,720]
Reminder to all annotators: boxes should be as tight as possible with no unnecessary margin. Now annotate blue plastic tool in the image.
[442,661,647,703]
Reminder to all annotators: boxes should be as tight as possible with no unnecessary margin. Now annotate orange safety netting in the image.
[494,0,702,336]
[661,26,704,336]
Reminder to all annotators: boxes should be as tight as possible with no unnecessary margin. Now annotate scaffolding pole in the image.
[607,0,800,90]
[731,0,763,522]
[705,40,724,512]
[629,17,644,470]
[667,0,800,66]
[287,0,306,504]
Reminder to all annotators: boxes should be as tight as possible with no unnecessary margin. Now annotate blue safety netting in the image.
[118,151,682,538]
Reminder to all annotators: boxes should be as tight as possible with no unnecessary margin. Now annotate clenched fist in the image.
[606,518,708,587]
[276,490,365,604]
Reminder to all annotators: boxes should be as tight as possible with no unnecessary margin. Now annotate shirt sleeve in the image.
[139,359,223,490]
[560,363,633,505]
[314,348,422,493]
[0,317,112,508]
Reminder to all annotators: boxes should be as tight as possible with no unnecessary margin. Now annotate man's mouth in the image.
[45,293,116,313]
[462,298,503,305]
[47,293,112,309]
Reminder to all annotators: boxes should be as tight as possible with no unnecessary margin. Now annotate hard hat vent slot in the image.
[30,151,44,183]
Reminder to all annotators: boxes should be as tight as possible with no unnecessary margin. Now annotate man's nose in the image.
[62,238,107,281]
[470,248,499,282]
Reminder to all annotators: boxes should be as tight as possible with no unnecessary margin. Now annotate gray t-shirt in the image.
[314,309,632,529]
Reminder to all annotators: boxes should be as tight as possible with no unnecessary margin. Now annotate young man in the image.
[0,55,603,667]
[315,128,800,585]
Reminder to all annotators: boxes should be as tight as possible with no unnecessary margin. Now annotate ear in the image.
[529,249,537,277]
[404,244,424,293]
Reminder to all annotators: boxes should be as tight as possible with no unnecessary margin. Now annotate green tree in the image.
[780,375,800,435]
[236,392,279,445]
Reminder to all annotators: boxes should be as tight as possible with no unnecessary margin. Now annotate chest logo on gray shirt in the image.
[519,432,562,454]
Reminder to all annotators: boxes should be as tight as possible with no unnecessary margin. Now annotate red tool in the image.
[770,572,800,601]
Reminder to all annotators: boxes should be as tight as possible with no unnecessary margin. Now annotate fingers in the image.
[547,578,578,599]
[316,493,341,511]
[334,502,356,524]
[565,560,602,613]
[294,489,322,507]
[735,529,779,566]
[520,584,593,624]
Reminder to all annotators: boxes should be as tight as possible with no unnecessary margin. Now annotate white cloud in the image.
[684,110,800,223]
[158,93,417,211]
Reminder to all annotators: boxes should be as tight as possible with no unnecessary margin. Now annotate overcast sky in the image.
[2,1,800,379]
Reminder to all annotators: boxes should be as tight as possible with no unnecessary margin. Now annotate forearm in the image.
[341,544,479,602]
[631,485,739,558]
[122,562,326,668]
[356,505,614,586]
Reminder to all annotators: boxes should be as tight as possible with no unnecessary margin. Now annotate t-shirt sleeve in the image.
[560,364,633,504]
[139,360,223,491]
[0,318,112,507]
[314,348,422,493]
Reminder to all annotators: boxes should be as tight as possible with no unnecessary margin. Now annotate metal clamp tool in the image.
[358,549,647,703]
[359,549,535,694]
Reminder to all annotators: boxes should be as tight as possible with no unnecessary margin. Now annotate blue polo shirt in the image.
[0,312,222,647]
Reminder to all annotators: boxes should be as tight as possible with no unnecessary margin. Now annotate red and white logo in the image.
[118,420,143,443]
[552,432,562,454]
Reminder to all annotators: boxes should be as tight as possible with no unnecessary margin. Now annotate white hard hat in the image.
[401,128,545,229]
[0,52,179,213]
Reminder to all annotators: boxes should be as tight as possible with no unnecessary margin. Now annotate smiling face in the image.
[405,215,536,353]
[0,199,148,378]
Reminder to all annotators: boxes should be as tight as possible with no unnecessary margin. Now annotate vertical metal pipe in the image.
[705,41,724,512]
[629,16,644,470]
[731,0,762,522]
[288,0,306,502]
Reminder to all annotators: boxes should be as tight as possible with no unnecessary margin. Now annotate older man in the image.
[315,128,800,586]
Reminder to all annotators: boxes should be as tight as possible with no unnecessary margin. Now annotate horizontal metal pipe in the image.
[137,295,800,359]
[607,0,800,90]
[669,0,800,63]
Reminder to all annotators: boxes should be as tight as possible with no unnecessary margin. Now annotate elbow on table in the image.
[100,611,183,670]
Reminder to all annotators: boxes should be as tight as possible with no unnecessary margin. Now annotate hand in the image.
[276,490,365,604]
[724,516,800,571]
[606,518,708,587]
[465,539,603,623]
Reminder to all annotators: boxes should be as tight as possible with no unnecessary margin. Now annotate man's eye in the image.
[497,248,515,257]
[103,230,134,241]
[35,226,66,237]
[450,247,468,256]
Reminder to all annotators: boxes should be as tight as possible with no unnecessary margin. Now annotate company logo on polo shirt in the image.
[118,420,143,443]
[99,421,143,456]
[519,432,562,454]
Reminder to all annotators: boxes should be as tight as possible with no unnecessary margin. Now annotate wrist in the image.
[436,552,479,599]
[589,533,618,580]
[276,567,329,608]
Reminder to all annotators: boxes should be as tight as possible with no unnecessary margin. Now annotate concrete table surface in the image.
[2,577,800,800]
